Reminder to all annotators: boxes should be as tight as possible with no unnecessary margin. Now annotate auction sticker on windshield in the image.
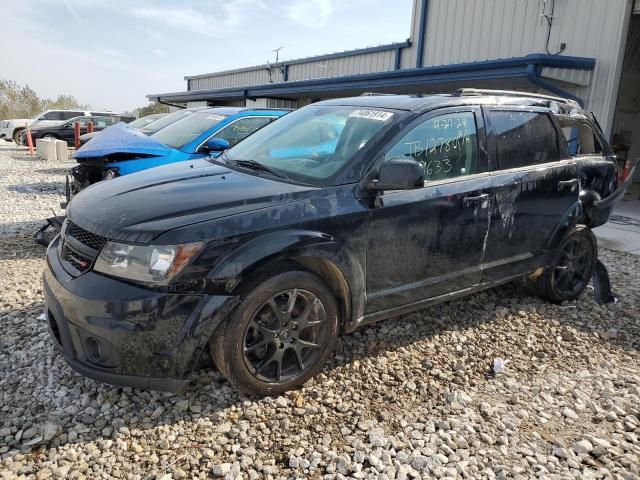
[349,110,394,121]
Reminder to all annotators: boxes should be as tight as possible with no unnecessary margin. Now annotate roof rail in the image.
[359,92,396,96]
[453,88,579,106]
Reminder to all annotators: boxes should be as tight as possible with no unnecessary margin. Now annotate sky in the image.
[2,0,413,112]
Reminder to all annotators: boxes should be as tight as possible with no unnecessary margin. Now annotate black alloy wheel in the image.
[243,288,328,383]
[551,236,595,297]
[534,226,597,303]
[210,270,339,396]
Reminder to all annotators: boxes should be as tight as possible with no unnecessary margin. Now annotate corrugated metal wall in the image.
[189,68,274,90]
[415,0,632,134]
[188,50,396,91]
[287,50,396,81]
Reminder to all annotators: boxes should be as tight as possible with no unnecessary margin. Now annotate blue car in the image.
[68,107,288,199]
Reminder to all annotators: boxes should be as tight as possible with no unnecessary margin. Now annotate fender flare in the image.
[209,229,366,328]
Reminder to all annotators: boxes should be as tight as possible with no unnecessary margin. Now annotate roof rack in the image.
[453,88,578,106]
[359,92,396,96]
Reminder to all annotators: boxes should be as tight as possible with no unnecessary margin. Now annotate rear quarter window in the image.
[489,111,560,169]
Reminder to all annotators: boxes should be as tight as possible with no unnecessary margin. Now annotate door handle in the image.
[463,193,489,207]
[558,178,579,190]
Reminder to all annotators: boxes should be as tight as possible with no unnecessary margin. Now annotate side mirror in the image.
[206,137,230,152]
[369,158,424,191]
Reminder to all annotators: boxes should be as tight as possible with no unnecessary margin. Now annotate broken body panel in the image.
[43,94,628,393]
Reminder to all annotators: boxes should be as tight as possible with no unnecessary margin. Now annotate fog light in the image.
[86,337,102,363]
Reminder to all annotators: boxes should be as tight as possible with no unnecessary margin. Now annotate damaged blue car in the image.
[67,107,288,200]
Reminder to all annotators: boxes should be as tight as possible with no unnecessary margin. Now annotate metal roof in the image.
[148,54,596,105]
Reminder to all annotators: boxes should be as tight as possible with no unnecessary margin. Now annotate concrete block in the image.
[36,139,57,161]
[55,140,69,162]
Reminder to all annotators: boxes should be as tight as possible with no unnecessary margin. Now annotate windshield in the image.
[224,105,395,184]
[128,114,164,128]
[151,110,228,149]
[141,109,197,134]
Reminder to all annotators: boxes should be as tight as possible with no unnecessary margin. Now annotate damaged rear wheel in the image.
[534,225,597,304]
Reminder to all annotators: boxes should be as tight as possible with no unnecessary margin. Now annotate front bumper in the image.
[43,235,238,392]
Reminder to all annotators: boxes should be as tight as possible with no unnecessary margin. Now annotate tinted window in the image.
[63,111,84,120]
[490,111,559,169]
[384,112,479,181]
[211,117,273,147]
[41,112,65,120]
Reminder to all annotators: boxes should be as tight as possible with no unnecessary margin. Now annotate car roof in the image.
[317,95,448,111]
[315,92,583,114]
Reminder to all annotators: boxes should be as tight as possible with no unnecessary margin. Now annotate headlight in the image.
[94,241,204,284]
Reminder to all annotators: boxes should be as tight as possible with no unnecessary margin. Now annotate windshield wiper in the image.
[225,157,290,180]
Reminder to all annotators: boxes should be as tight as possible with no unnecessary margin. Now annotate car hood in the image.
[74,123,171,159]
[67,159,317,243]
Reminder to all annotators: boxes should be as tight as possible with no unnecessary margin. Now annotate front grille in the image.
[62,244,93,273]
[66,222,106,251]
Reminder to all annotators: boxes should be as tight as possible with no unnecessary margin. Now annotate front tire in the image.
[209,270,339,396]
[534,225,597,304]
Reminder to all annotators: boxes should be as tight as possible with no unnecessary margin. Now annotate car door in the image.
[365,107,491,313]
[480,107,580,282]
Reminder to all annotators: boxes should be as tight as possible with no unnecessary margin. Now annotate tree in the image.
[43,94,89,111]
[136,102,170,117]
[0,79,90,120]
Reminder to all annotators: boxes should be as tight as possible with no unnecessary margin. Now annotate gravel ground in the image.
[0,143,639,480]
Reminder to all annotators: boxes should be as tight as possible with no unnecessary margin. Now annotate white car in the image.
[0,109,119,145]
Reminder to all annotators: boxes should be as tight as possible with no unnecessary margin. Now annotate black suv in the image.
[44,90,630,396]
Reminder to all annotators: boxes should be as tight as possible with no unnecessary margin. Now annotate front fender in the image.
[209,229,366,329]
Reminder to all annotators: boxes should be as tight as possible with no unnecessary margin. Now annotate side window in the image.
[213,117,273,147]
[384,111,479,181]
[559,120,601,156]
[62,111,83,120]
[41,112,63,120]
[92,118,111,128]
[489,111,559,169]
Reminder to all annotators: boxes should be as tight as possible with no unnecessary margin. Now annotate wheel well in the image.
[233,256,352,328]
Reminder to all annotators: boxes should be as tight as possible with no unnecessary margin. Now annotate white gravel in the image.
[0,143,639,479]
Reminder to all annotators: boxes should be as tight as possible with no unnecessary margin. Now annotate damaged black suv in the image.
[44,90,631,396]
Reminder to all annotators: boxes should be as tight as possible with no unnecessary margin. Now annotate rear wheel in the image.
[13,128,24,145]
[209,270,339,396]
[534,226,597,303]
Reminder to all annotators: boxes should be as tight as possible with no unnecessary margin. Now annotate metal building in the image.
[149,0,640,174]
